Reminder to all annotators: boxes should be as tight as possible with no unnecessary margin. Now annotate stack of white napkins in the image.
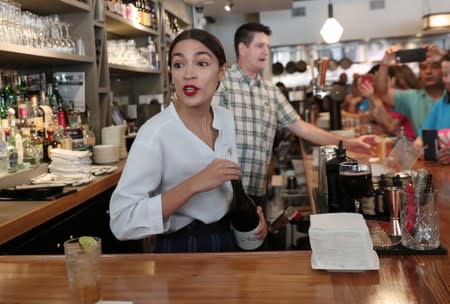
[309,213,379,271]
[49,148,92,175]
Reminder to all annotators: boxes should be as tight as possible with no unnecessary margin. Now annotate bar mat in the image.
[366,220,447,256]
[374,243,447,256]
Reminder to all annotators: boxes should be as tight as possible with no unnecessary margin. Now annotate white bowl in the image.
[93,145,119,164]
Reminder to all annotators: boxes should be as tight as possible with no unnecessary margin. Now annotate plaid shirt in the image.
[213,64,299,196]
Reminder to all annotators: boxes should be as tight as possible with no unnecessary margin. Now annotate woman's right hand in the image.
[192,158,241,193]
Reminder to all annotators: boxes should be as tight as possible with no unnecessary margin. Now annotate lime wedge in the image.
[78,236,97,251]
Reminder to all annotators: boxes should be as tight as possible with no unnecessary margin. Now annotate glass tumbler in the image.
[400,191,440,250]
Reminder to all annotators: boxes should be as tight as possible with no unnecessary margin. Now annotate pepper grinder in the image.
[385,186,402,236]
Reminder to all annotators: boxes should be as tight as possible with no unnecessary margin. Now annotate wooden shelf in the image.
[109,63,160,76]
[94,20,105,28]
[105,11,158,37]
[19,0,90,15]
[0,43,94,67]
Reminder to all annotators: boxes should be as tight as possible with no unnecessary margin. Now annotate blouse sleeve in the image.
[109,127,165,240]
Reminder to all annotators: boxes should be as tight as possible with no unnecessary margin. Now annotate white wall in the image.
[205,0,450,50]
[205,14,249,64]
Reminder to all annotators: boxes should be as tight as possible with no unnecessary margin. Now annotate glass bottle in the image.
[326,140,349,212]
[229,179,263,251]
[30,122,44,161]
[22,134,40,168]
[0,126,8,176]
[53,80,67,130]
[376,174,387,217]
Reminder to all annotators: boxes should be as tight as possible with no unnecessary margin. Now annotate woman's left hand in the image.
[254,206,268,240]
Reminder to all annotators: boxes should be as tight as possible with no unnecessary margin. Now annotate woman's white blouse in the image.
[109,103,238,240]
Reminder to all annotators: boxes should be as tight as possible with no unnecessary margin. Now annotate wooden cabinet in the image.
[0,187,145,254]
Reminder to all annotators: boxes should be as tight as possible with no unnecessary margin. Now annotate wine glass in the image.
[339,161,372,213]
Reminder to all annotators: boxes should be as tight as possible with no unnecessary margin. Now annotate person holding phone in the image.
[414,50,450,164]
[357,64,417,140]
[109,29,268,252]
[374,44,446,135]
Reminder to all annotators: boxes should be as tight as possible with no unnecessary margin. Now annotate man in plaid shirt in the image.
[213,23,375,205]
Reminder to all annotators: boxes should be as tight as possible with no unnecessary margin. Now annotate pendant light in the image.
[320,0,343,44]
[225,1,233,12]
[422,12,450,31]
[421,0,450,32]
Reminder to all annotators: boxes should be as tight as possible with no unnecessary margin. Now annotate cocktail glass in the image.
[64,237,102,304]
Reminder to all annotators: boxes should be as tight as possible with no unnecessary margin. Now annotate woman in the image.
[109,29,267,252]
[414,51,450,164]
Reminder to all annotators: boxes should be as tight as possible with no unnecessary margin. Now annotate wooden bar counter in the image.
[0,161,124,246]
[0,250,448,303]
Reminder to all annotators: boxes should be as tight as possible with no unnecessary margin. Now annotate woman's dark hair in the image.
[234,23,271,58]
[168,29,226,68]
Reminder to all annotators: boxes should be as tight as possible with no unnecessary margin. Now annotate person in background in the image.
[358,65,417,140]
[414,50,450,164]
[213,22,376,205]
[393,64,422,90]
[374,44,446,135]
[109,29,267,253]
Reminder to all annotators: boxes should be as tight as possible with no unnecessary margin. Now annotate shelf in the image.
[0,43,94,67]
[19,0,90,15]
[105,11,158,37]
[94,20,105,28]
[109,64,160,76]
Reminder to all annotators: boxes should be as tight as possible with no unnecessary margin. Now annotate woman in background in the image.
[109,29,268,252]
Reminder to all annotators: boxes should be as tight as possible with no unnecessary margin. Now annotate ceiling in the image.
[183,0,295,17]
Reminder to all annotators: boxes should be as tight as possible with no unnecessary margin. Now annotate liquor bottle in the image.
[147,36,156,69]
[53,80,67,130]
[22,133,40,168]
[145,0,151,28]
[7,122,19,173]
[150,1,157,30]
[229,179,263,251]
[326,140,349,212]
[135,0,143,25]
[30,95,45,135]
[0,126,8,176]
[40,85,54,136]
[43,129,62,162]
[375,174,387,217]
[30,122,44,161]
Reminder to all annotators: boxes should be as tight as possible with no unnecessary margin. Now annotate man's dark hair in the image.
[234,23,271,58]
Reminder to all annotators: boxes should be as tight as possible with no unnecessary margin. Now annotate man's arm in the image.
[287,119,375,155]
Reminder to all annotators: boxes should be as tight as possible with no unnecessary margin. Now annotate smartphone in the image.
[361,74,374,86]
[422,129,438,161]
[395,48,426,63]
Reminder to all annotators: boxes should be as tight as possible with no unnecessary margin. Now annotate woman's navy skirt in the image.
[153,215,238,253]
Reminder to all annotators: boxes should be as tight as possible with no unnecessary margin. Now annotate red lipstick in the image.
[183,85,199,97]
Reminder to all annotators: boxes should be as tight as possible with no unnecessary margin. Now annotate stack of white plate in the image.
[93,145,119,164]
[101,124,127,159]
